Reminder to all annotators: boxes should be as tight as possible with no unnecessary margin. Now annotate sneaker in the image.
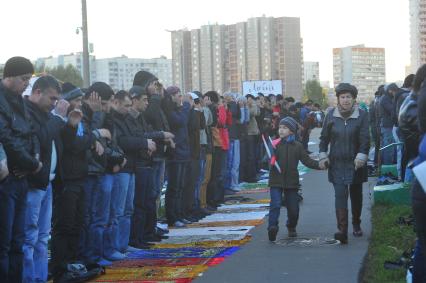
[268,226,279,242]
[97,258,113,267]
[105,251,126,261]
[173,220,186,228]
[287,228,297,238]
[180,218,192,224]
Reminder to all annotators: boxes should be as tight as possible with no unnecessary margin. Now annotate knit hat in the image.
[279,117,298,134]
[166,86,181,96]
[3,56,34,78]
[133,71,158,90]
[335,83,358,98]
[129,85,146,99]
[87,82,114,101]
[61,82,84,101]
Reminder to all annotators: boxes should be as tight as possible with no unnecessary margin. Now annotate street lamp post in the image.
[81,0,90,87]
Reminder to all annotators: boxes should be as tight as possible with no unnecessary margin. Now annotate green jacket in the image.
[268,140,320,189]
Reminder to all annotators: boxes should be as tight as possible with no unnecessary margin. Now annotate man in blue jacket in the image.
[379,83,397,165]
[164,88,192,227]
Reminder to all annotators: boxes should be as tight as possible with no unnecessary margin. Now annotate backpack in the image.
[398,92,418,141]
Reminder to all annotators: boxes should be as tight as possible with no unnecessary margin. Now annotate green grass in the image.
[362,204,416,283]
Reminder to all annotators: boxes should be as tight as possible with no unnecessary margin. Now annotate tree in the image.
[304,80,324,107]
[45,64,83,87]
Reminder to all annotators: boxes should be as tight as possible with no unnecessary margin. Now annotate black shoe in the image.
[156,228,168,236]
[133,242,154,249]
[268,226,279,242]
[145,234,169,242]
[334,232,348,244]
[287,228,298,238]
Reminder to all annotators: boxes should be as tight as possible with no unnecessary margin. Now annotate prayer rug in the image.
[187,219,263,228]
[126,247,240,259]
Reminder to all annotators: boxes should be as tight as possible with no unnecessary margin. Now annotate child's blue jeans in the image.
[268,187,299,230]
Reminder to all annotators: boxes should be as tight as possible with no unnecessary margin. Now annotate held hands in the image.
[147,139,157,155]
[0,159,9,181]
[318,152,329,170]
[354,158,366,170]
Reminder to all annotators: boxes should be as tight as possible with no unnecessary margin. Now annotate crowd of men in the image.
[369,70,426,282]
[0,56,322,283]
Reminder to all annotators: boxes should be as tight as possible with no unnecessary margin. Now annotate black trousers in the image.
[130,166,152,245]
[207,147,226,206]
[182,159,200,217]
[165,161,189,224]
[51,179,85,275]
[412,180,426,282]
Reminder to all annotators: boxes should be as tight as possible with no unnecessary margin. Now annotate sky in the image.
[0,0,411,84]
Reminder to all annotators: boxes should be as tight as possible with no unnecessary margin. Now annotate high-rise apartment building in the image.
[409,0,426,73]
[171,16,304,99]
[303,61,320,83]
[171,30,192,93]
[333,45,386,102]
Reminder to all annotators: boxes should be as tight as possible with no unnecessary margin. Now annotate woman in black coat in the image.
[319,83,370,244]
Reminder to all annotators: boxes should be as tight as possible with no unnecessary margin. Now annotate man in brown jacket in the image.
[267,117,325,241]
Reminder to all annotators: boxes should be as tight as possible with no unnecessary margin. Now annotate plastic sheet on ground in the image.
[167,226,254,237]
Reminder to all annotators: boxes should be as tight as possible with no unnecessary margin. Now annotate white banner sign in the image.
[242,80,283,96]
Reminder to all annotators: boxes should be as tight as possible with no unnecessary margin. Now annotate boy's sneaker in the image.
[268,226,279,242]
[288,228,297,238]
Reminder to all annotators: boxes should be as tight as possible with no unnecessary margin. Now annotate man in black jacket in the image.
[80,82,126,266]
[127,86,171,247]
[0,57,42,283]
[22,75,67,283]
[51,83,97,281]
[134,71,170,231]
[105,91,156,258]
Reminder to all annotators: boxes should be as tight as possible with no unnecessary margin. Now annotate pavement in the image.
[196,129,374,283]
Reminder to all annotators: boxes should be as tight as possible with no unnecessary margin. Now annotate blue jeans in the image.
[0,176,28,283]
[226,140,240,190]
[194,148,207,210]
[82,175,113,262]
[152,160,165,199]
[104,173,134,256]
[23,184,52,283]
[381,127,395,165]
[392,126,403,178]
[80,175,102,261]
[268,187,299,229]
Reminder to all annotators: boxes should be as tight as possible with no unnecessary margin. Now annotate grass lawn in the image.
[362,204,416,283]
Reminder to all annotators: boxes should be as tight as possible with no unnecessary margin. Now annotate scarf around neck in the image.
[337,104,355,119]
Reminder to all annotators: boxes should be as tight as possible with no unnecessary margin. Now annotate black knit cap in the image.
[133,71,158,91]
[335,83,358,98]
[87,82,114,101]
[3,56,34,78]
[61,82,84,102]
[279,117,298,134]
